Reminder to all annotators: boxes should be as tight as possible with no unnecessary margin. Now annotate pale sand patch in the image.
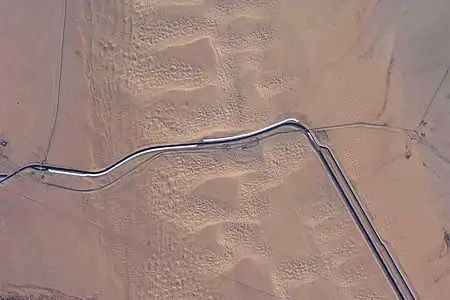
[70,132,395,299]
[3,0,450,299]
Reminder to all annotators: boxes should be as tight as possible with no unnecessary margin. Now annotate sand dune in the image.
[2,0,450,299]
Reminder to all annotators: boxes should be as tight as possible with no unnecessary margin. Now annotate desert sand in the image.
[1,0,450,299]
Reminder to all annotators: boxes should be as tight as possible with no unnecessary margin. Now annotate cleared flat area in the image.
[2,0,450,299]
[0,0,62,170]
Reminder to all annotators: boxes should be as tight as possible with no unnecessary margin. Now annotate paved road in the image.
[0,118,416,300]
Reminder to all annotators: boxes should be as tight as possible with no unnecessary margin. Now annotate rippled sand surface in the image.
[2,0,450,299]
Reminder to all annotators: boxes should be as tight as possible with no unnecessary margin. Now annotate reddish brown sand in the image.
[1,0,450,299]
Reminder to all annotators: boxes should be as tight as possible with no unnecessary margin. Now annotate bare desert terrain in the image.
[2,0,450,299]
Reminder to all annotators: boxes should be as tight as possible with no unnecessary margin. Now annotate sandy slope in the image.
[1,0,450,299]
[78,132,394,299]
